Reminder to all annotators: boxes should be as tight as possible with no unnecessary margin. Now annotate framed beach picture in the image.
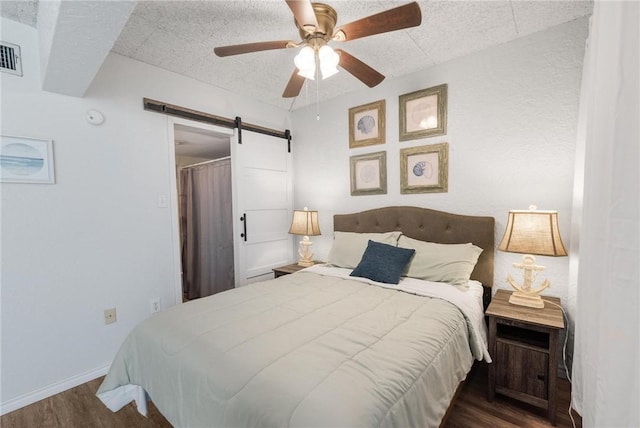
[0,135,55,184]
[399,84,447,141]
[349,100,385,148]
[350,151,387,196]
[400,143,448,194]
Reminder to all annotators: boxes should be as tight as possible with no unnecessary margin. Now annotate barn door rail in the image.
[143,98,292,152]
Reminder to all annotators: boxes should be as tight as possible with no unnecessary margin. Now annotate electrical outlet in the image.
[150,298,161,314]
[104,308,117,325]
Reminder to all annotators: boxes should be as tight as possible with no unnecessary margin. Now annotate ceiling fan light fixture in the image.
[319,45,339,79]
[332,30,346,42]
[297,67,316,80]
[214,1,423,98]
[294,46,316,80]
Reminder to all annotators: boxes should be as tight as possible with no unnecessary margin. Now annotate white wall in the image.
[0,18,290,412]
[291,19,588,312]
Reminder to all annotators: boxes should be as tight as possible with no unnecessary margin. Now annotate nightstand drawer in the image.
[496,339,549,399]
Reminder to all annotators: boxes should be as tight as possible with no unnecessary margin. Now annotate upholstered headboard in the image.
[334,206,495,305]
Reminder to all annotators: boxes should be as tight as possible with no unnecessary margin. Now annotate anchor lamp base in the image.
[509,291,545,308]
[297,238,314,267]
[505,254,551,309]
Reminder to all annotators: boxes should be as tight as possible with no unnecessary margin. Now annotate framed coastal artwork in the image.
[349,100,385,148]
[400,143,448,194]
[0,135,55,184]
[350,151,387,196]
[399,84,447,141]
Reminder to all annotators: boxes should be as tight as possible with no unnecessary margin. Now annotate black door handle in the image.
[240,214,247,242]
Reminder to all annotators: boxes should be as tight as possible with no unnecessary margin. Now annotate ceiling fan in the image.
[213,1,422,98]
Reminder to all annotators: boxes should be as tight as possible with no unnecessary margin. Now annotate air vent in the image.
[1,41,23,76]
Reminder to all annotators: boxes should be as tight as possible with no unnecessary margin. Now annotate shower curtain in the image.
[180,158,234,299]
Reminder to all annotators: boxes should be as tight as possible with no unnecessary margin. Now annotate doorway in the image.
[166,116,294,306]
[168,118,234,303]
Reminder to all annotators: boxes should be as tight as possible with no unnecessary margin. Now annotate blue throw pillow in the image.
[350,240,416,284]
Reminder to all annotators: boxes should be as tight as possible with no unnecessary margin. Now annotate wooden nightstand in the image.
[486,289,564,425]
[272,262,317,278]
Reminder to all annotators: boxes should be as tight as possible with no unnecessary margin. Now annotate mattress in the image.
[97,267,490,427]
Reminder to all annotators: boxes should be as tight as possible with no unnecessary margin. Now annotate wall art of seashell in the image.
[360,164,377,183]
[357,115,376,134]
[412,161,426,176]
[412,161,433,178]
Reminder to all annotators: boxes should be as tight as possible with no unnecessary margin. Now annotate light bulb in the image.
[319,45,339,79]
[294,46,316,80]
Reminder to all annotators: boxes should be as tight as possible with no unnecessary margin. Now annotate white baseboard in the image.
[1,364,110,416]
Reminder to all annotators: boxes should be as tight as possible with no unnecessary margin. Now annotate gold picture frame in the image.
[350,151,387,196]
[399,84,447,141]
[400,143,449,194]
[349,100,385,148]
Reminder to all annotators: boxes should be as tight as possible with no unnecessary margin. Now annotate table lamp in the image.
[288,207,321,267]
[498,206,567,308]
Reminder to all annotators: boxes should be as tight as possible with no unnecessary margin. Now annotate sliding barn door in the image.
[231,130,293,286]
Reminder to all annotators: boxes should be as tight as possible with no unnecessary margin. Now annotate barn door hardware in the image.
[240,213,247,241]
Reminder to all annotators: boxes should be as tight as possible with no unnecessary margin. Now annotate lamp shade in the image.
[289,209,321,236]
[498,209,567,256]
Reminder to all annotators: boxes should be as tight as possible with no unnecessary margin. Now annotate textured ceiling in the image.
[0,0,38,26]
[2,0,593,112]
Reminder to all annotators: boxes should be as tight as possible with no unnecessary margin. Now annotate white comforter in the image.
[305,265,491,362]
[98,267,490,427]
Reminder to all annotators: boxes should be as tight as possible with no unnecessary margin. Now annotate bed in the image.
[97,206,495,427]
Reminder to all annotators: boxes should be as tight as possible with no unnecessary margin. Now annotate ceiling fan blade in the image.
[285,0,319,33]
[335,49,385,88]
[214,40,295,57]
[282,70,306,98]
[333,2,421,42]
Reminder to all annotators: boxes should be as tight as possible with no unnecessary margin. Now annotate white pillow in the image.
[398,235,483,288]
[327,231,402,269]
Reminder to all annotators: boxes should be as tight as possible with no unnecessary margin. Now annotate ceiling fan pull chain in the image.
[305,72,309,106]
[316,53,320,121]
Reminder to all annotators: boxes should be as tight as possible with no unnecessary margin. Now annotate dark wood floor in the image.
[2,363,580,428]
[445,364,581,428]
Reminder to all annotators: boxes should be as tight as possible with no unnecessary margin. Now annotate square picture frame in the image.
[400,142,448,194]
[1,135,55,184]
[350,151,387,196]
[399,84,447,141]
[349,99,385,148]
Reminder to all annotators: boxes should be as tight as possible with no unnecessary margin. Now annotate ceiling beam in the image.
[38,0,135,97]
